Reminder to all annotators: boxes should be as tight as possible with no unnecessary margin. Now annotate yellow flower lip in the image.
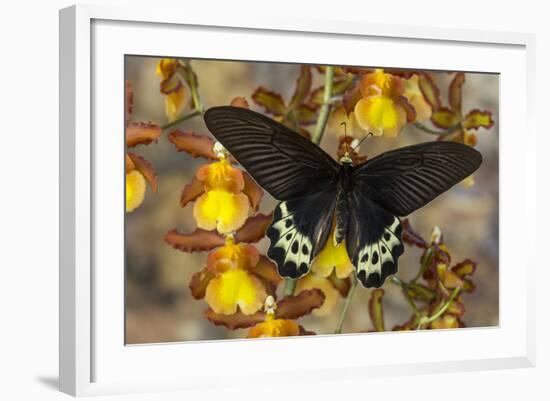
[126,170,146,212]
[311,224,353,279]
[353,69,409,138]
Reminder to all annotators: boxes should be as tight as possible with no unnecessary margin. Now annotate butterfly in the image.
[204,106,482,288]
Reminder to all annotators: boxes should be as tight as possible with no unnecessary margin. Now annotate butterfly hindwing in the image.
[346,190,404,288]
[267,190,336,279]
[204,106,339,201]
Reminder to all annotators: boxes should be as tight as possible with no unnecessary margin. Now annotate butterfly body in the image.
[204,106,482,288]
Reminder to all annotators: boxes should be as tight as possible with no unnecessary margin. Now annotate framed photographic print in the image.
[59,4,536,396]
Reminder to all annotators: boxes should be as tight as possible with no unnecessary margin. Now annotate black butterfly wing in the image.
[352,141,483,217]
[204,106,339,278]
[346,193,404,288]
[203,106,340,201]
[267,190,337,279]
[347,141,482,287]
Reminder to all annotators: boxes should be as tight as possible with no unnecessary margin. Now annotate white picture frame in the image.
[59,3,536,397]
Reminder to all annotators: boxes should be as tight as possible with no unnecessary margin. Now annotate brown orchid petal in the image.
[434,244,451,266]
[368,288,386,332]
[402,219,428,248]
[462,279,476,293]
[125,80,133,125]
[276,289,325,320]
[446,300,466,317]
[230,96,250,109]
[251,87,287,116]
[392,316,416,331]
[431,107,460,129]
[168,130,217,160]
[308,74,353,106]
[418,73,441,110]
[451,259,477,277]
[289,65,312,110]
[406,282,436,303]
[437,264,464,289]
[395,95,417,122]
[180,176,205,208]
[189,267,216,300]
[234,213,273,243]
[296,103,318,125]
[127,152,158,192]
[125,154,135,172]
[205,309,265,330]
[462,109,494,130]
[253,255,282,286]
[308,86,325,107]
[449,72,465,114]
[160,74,183,95]
[242,173,264,211]
[342,80,362,115]
[164,228,224,253]
[126,122,162,148]
[328,273,351,297]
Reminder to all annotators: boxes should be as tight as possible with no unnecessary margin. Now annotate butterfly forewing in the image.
[204,106,339,201]
[352,141,482,217]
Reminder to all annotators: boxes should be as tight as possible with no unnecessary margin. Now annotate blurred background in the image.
[125,56,499,344]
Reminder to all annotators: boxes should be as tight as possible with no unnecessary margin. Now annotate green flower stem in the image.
[283,278,297,297]
[416,287,461,329]
[411,247,433,283]
[311,66,335,145]
[334,275,358,334]
[183,60,204,114]
[161,110,202,131]
[390,276,421,319]
[413,122,459,136]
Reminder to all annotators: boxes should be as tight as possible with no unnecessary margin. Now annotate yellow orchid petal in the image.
[165,86,187,122]
[429,314,460,330]
[296,273,339,316]
[196,159,245,193]
[404,74,432,122]
[354,96,407,138]
[247,313,301,338]
[156,58,179,79]
[205,268,266,315]
[126,170,146,212]
[311,230,353,279]
[193,189,250,234]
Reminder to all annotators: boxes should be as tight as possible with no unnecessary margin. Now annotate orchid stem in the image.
[416,287,461,329]
[283,278,297,297]
[161,110,202,131]
[334,275,358,334]
[312,66,335,145]
[390,276,421,319]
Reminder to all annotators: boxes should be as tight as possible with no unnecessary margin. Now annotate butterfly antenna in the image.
[340,122,350,153]
[352,132,374,152]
